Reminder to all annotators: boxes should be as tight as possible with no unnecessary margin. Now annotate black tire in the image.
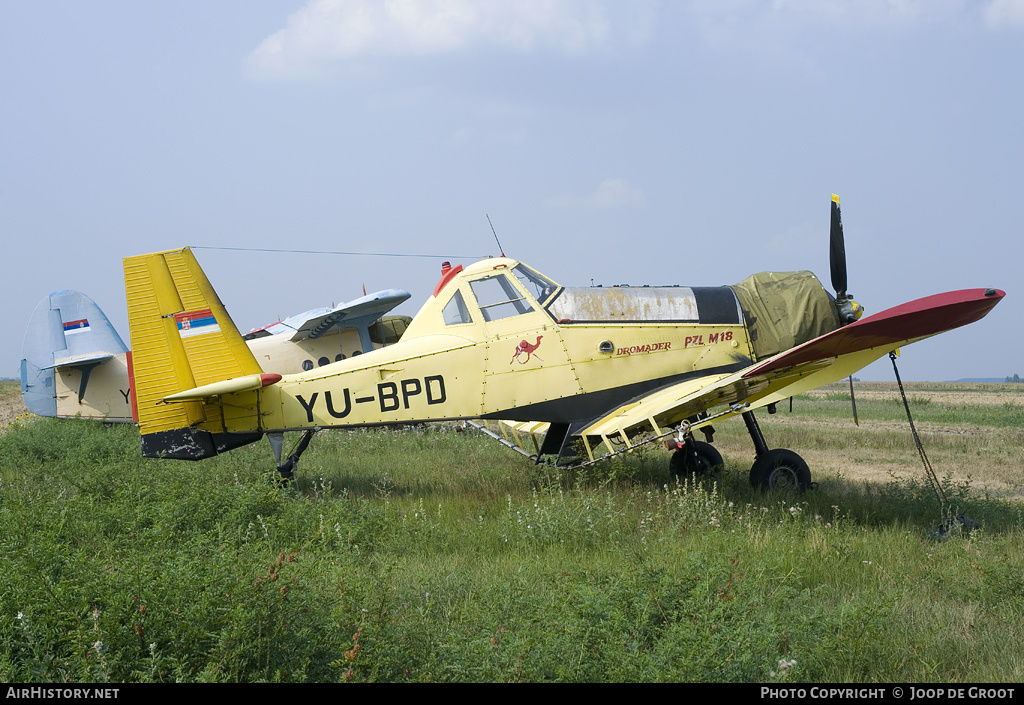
[748,449,811,493]
[670,441,724,479]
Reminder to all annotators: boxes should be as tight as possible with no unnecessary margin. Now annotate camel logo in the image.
[510,336,544,365]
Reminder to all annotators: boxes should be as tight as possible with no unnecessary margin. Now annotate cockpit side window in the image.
[512,264,558,307]
[469,274,533,322]
[442,289,473,326]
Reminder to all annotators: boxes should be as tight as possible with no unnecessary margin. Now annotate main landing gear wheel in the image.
[748,449,811,494]
[670,441,724,480]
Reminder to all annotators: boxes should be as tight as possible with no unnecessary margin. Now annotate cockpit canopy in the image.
[430,261,558,328]
[546,286,743,325]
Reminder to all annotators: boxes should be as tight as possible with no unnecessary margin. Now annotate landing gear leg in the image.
[268,430,317,483]
[742,410,812,493]
[669,434,724,480]
[742,411,769,458]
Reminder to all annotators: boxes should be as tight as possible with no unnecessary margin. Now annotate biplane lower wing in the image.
[579,287,1005,444]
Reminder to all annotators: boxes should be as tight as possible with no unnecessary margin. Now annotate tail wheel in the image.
[749,449,811,493]
[670,440,724,480]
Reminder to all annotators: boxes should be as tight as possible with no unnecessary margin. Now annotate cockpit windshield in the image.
[512,264,558,307]
[469,275,533,322]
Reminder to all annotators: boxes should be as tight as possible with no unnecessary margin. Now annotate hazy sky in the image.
[2,0,1021,382]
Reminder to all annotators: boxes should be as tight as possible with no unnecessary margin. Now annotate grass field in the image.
[2,379,1023,682]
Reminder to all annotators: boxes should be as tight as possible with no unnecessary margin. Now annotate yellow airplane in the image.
[123,196,1004,488]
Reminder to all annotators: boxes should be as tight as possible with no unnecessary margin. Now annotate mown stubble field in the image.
[700,381,1024,503]
[0,380,28,427]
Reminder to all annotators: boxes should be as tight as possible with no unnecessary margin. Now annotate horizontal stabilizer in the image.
[164,373,282,402]
[46,352,114,369]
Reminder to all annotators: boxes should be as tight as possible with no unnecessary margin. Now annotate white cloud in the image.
[546,179,646,209]
[246,0,658,81]
[243,0,1020,81]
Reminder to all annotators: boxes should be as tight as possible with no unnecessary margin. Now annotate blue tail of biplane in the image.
[20,290,134,421]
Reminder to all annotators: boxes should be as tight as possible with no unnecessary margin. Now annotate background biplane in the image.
[20,288,412,423]
[122,197,1004,490]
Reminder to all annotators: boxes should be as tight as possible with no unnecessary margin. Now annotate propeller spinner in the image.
[830,194,864,325]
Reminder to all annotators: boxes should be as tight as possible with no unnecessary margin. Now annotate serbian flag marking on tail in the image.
[174,309,221,338]
[63,319,91,335]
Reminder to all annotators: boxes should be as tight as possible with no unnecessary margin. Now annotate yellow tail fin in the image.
[123,247,263,458]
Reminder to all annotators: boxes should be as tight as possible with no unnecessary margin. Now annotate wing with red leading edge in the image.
[578,288,1005,442]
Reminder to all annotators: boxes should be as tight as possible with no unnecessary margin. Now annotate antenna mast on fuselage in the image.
[486,214,505,257]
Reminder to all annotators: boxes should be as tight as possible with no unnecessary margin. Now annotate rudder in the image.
[124,247,263,458]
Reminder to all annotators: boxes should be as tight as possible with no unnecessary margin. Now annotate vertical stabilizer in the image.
[21,290,131,420]
[123,247,263,458]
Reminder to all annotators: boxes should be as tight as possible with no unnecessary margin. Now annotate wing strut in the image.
[888,352,979,537]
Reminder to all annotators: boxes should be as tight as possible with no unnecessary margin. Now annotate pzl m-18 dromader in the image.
[123,196,1004,489]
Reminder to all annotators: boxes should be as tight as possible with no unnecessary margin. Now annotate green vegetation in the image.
[2,382,1024,682]
[792,392,1024,428]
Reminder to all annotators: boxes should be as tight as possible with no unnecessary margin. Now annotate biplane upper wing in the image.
[579,287,1005,444]
[250,290,412,342]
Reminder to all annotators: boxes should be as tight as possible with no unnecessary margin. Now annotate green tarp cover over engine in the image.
[730,271,840,361]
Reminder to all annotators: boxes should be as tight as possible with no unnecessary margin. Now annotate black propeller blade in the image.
[830,193,848,301]
[830,194,860,425]
[829,194,863,326]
